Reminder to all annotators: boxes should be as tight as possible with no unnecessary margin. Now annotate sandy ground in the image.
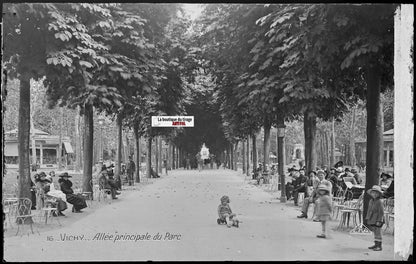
[3,169,395,261]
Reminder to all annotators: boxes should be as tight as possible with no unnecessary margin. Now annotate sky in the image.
[182,4,204,20]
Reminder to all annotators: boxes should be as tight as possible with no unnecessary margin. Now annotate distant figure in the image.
[186,157,191,170]
[127,156,136,186]
[196,153,203,172]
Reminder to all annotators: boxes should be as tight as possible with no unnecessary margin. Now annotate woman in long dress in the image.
[35,172,67,216]
[58,173,87,213]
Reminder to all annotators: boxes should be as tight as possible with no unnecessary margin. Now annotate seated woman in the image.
[383,179,394,198]
[58,173,87,213]
[35,172,67,216]
[379,173,393,190]
[98,166,120,199]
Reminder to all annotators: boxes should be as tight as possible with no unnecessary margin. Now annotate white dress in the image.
[47,183,67,202]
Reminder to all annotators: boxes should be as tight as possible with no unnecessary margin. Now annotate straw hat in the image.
[366,185,383,195]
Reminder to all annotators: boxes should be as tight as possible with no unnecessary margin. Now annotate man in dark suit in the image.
[293,168,308,206]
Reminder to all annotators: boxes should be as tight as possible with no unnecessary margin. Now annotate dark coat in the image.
[58,179,74,195]
[365,197,384,225]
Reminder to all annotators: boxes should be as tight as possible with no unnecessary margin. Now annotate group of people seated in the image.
[30,171,87,216]
[251,163,277,185]
[284,161,394,219]
[29,165,129,216]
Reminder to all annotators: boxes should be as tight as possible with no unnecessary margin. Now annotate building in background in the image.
[4,128,74,169]
[355,129,394,173]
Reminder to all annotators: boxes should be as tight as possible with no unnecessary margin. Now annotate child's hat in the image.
[366,185,383,195]
[220,195,230,203]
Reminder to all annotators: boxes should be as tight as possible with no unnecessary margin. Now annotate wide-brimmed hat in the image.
[366,185,383,195]
[380,173,392,179]
[334,161,344,168]
[58,172,72,178]
[317,184,330,193]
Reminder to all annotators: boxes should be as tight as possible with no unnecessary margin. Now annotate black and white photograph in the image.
[1,2,414,261]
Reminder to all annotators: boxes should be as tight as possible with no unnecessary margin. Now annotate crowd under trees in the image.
[3,3,397,221]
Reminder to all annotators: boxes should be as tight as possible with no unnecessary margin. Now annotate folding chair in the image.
[15,198,38,236]
[40,197,61,226]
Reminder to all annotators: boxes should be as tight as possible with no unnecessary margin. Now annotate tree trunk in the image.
[146,136,152,178]
[349,107,356,167]
[115,114,122,189]
[82,104,93,193]
[246,135,250,176]
[364,65,383,221]
[171,144,175,170]
[380,100,384,169]
[58,107,63,170]
[277,115,286,202]
[74,107,82,172]
[17,74,33,223]
[263,118,271,168]
[234,141,239,171]
[330,117,336,167]
[30,112,36,167]
[229,143,233,170]
[134,124,140,183]
[159,136,163,173]
[124,129,130,164]
[242,139,246,174]
[304,111,317,173]
[155,136,159,174]
[252,133,258,170]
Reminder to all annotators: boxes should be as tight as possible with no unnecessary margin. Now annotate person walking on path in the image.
[196,153,203,172]
[127,156,136,186]
[315,184,333,238]
[297,170,332,220]
[365,185,385,251]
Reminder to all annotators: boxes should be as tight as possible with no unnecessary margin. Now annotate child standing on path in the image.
[365,185,385,251]
[217,195,239,228]
[315,184,332,238]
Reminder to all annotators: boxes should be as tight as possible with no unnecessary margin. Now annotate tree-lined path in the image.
[4,169,394,261]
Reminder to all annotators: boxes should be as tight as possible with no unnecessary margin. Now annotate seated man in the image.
[98,168,120,200]
[285,168,297,200]
[293,168,308,206]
